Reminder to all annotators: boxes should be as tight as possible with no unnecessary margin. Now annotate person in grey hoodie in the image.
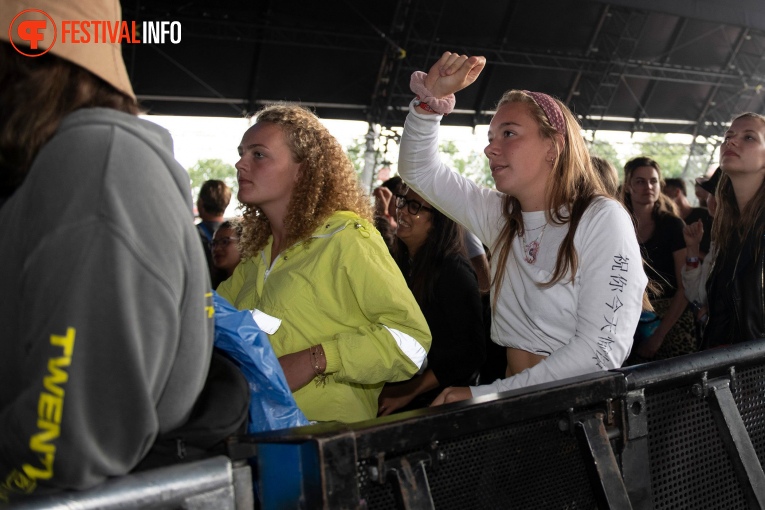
[0,0,213,500]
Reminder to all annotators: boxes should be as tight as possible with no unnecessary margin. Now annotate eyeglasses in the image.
[395,194,435,215]
[211,237,239,249]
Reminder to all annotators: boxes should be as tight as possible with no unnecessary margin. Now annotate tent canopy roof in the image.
[126,0,765,137]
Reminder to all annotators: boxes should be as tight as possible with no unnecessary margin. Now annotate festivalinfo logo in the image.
[8,8,181,57]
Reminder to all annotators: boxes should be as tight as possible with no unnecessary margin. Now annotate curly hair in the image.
[238,104,373,258]
[219,218,243,236]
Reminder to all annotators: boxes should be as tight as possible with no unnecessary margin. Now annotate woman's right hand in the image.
[373,186,393,217]
[430,386,472,406]
[377,383,416,417]
[424,52,486,99]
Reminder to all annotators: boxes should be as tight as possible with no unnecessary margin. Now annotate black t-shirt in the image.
[419,254,486,388]
[640,212,686,299]
[395,253,486,408]
[704,241,741,347]
[704,225,764,348]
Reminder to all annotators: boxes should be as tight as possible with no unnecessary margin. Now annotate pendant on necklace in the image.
[522,223,547,264]
[524,240,540,264]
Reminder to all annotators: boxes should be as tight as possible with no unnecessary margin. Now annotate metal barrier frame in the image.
[10,456,252,510]
[11,342,765,509]
[235,372,627,509]
[237,341,765,510]
[619,341,765,510]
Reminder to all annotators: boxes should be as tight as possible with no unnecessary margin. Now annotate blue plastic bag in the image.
[212,291,309,433]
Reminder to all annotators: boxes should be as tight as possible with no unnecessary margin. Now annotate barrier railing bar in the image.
[705,377,765,510]
[620,389,655,510]
[11,456,237,510]
[383,452,435,510]
[575,413,634,510]
[621,341,765,390]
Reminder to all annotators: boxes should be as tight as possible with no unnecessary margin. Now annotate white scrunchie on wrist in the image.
[410,71,456,115]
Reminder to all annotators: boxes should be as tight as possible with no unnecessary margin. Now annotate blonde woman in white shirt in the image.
[398,52,648,404]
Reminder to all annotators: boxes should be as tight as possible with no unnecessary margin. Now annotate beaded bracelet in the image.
[309,345,328,387]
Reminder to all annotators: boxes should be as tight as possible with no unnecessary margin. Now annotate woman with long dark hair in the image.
[378,185,485,415]
[699,113,765,348]
[620,157,696,360]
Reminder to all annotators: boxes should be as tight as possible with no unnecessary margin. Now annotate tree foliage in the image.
[440,140,493,187]
[345,136,367,177]
[631,134,688,178]
[187,158,237,199]
[345,135,392,187]
[588,134,688,181]
[588,140,623,181]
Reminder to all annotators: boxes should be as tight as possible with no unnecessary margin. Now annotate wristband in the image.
[686,256,700,268]
[413,96,438,114]
[410,71,456,115]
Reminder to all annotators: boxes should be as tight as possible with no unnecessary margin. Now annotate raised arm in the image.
[398,52,502,248]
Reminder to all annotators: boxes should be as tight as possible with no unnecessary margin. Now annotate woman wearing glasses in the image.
[377,187,485,415]
[398,52,647,406]
[217,104,431,423]
[211,219,243,287]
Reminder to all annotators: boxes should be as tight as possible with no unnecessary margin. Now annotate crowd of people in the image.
[2,0,765,501]
[198,49,757,417]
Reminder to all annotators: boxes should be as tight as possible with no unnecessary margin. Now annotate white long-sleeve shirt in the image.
[398,102,648,398]
[681,242,715,306]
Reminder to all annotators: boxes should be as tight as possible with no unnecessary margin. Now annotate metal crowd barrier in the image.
[10,341,765,509]
[619,341,765,509]
[234,341,765,509]
[10,456,253,510]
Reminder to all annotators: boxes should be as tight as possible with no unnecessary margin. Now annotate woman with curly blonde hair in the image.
[217,104,431,423]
